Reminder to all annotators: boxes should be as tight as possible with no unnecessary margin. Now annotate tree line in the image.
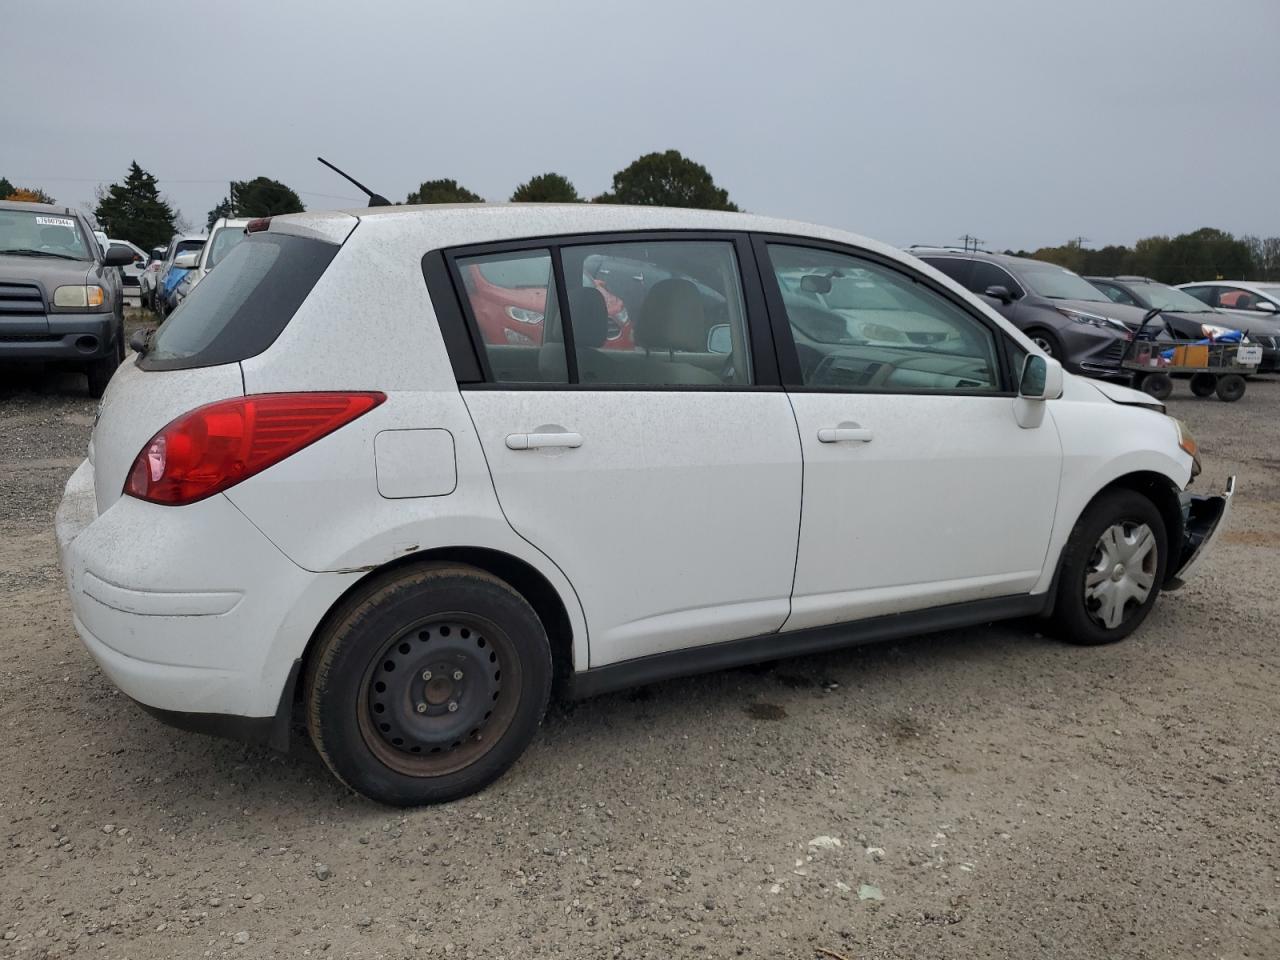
[1008,227,1280,283]
[7,160,1277,281]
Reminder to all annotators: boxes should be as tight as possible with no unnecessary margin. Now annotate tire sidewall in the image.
[306,566,553,806]
[1055,490,1168,645]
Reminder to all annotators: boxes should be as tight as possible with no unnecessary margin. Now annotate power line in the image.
[5,174,361,204]
[958,234,984,252]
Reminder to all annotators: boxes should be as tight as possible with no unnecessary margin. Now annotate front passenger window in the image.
[768,245,1002,393]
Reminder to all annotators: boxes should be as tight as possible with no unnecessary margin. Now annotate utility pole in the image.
[959,234,984,252]
[1067,235,1090,248]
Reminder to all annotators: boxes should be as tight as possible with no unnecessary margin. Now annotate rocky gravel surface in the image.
[1,362,1277,959]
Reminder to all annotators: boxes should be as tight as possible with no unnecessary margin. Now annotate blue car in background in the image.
[154,234,205,317]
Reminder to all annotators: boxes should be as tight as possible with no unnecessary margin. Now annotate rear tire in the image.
[305,563,553,805]
[1189,373,1217,397]
[1052,489,1167,646]
[1215,374,1245,402]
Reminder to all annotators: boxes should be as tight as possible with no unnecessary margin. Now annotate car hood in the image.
[1053,298,1150,328]
[0,252,95,292]
[1087,377,1165,411]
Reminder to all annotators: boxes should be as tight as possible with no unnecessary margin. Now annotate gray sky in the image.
[3,0,1277,250]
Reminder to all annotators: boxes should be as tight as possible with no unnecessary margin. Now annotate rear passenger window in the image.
[561,240,752,386]
[454,249,567,384]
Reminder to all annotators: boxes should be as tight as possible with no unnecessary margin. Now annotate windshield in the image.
[0,210,91,260]
[1131,281,1216,312]
[206,226,246,268]
[1017,262,1110,301]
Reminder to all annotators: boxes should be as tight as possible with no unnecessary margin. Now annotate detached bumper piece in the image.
[1167,476,1235,589]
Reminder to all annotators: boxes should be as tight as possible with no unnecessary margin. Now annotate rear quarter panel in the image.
[233,220,591,670]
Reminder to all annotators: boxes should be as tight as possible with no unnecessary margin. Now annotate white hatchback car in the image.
[57,205,1233,805]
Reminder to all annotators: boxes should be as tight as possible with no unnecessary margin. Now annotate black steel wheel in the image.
[305,563,552,805]
[1215,374,1246,402]
[1189,373,1217,398]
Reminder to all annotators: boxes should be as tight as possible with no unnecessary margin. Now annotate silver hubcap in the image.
[1033,336,1053,355]
[1085,522,1157,629]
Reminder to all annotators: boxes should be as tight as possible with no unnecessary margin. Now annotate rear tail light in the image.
[124,392,385,505]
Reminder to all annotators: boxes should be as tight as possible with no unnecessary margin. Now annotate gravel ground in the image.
[1,362,1277,960]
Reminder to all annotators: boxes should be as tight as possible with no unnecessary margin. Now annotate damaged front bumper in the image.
[1167,475,1235,589]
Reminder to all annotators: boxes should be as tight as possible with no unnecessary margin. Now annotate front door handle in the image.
[506,432,583,450]
[817,426,873,444]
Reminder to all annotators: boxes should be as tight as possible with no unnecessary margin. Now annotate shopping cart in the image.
[1119,309,1262,402]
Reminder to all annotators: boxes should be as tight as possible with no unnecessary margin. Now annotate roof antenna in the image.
[317,156,392,207]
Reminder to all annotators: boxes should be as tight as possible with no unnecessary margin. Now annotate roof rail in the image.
[1114,275,1155,282]
[905,243,993,255]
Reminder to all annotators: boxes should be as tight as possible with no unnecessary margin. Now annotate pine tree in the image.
[94,162,177,251]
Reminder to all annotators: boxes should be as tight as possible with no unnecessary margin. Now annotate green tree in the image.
[206,196,234,230]
[406,179,483,204]
[227,177,304,218]
[593,149,738,211]
[510,172,581,203]
[0,177,13,199]
[92,162,176,251]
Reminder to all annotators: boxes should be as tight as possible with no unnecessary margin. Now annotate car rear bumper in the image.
[55,458,360,747]
[0,313,117,361]
[1167,476,1235,588]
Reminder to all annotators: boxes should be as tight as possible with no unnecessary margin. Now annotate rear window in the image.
[140,232,338,370]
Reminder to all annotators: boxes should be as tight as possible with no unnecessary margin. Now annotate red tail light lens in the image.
[124,392,385,505]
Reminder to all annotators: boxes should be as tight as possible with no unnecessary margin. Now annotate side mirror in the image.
[984,284,1013,304]
[173,252,199,269]
[103,244,136,267]
[1019,353,1064,401]
[707,323,732,355]
[128,327,154,354]
[800,274,832,295]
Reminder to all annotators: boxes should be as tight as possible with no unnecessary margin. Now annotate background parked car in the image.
[154,234,206,317]
[1176,281,1280,370]
[138,245,166,310]
[0,199,134,395]
[910,248,1133,376]
[107,239,148,297]
[171,218,249,310]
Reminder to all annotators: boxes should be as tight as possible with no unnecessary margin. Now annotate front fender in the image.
[1033,404,1192,594]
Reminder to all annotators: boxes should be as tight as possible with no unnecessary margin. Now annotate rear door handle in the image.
[506,432,583,450]
[817,426,873,443]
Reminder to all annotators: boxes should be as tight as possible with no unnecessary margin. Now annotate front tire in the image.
[1025,327,1063,360]
[305,563,553,805]
[1052,490,1167,646]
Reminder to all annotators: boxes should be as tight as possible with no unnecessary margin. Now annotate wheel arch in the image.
[1040,468,1185,616]
[291,546,580,718]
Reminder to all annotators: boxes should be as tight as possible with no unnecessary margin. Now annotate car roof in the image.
[268,203,906,261]
[210,218,251,230]
[906,247,1044,269]
[1177,280,1273,290]
[0,199,83,217]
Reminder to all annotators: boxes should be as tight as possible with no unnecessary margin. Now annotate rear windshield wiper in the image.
[0,248,84,261]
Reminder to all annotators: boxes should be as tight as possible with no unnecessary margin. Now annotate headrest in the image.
[567,286,609,349]
[636,278,706,352]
